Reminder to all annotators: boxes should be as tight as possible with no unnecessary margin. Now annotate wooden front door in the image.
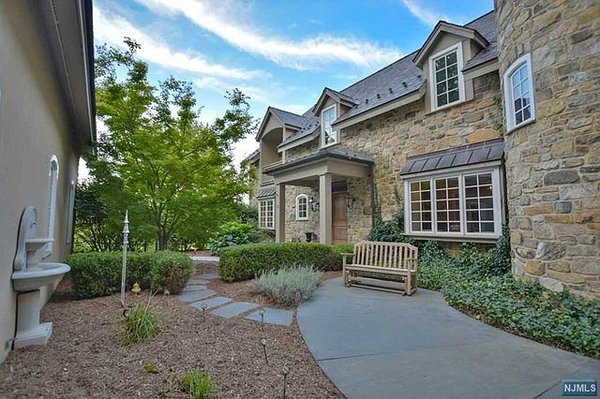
[332,193,348,244]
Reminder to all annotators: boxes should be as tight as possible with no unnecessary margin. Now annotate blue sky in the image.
[93,0,493,165]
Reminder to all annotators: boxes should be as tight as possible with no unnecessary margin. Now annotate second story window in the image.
[503,54,535,132]
[430,43,464,111]
[321,105,338,146]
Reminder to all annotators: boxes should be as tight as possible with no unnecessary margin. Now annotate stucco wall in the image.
[0,2,80,362]
[496,0,600,297]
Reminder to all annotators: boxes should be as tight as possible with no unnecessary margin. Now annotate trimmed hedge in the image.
[67,251,193,298]
[219,242,353,282]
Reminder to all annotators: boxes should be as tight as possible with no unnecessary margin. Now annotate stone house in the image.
[0,0,95,362]
[245,0,599,297]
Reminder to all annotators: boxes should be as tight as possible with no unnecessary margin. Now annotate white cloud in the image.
[399,0,455,27]
[135,0,402,70]
[94,7,266,80]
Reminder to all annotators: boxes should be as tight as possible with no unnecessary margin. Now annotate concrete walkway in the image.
[297,278,600,399]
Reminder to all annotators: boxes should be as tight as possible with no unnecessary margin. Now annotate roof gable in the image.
[413,21,489,67]
[256,107,306,141]
[312,87,357,115]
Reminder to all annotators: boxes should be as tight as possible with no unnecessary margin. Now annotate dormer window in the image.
[429,43,464,111]
[321,104,338,147]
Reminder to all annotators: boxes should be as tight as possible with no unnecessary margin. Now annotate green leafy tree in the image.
[86,38,254,250]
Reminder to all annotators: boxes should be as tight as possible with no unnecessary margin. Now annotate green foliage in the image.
[149,251,194,293]
[367,213,414,243]
[67,251,192,298]
[248,266,322,305]
[219,243,352,282]
[88,39,255,251]
[180,370,213,399]
[206,221,261,255]
[122,299,160,345]
[417,239,600,358]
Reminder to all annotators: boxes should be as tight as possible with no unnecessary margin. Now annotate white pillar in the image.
[275,183,286,243]
[319,173,332,244]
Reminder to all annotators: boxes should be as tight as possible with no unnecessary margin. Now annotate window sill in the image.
[426,98,471,116]
[406,233,499,243]
[506,118,535,135]
[320,141,340,150]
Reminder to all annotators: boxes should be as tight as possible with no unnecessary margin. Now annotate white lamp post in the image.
[120,210,129,307]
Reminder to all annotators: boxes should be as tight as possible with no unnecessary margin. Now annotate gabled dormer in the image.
[312,87,357,148]
[413,19,497,113]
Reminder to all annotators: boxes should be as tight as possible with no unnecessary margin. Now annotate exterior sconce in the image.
[345,195,356,209]
[309,196,319,212]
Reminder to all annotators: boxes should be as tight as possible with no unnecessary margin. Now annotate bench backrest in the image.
[352,241,418,270]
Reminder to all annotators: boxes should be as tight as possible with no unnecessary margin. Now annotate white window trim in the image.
[258,198,275,230]
[44,155,59,258]
[429,42,465,112]
[295,194,309,221]
[320,104,339,148]
[404,166,502,240]
[503,53,535,133]
[66,180,76,245]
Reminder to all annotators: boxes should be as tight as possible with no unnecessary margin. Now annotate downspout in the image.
[370,164,376,229]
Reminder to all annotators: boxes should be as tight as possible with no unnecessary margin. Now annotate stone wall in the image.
[496,0,600,297]
[284,185,319,242]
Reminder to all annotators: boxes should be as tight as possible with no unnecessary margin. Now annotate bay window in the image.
[259,198,274,229]
[405,168,502,238]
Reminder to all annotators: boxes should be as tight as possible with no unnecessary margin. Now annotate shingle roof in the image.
[265,148,374,174]
[400,138,504,176]
[270,107,307,128]
[273,10,497,147]
[256,187,276,198]
[243,149,260,164]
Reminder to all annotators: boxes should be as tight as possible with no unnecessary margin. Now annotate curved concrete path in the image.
[297,278,599,399]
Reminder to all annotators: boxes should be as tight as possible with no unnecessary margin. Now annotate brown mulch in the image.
[208,271,343,310]
[0,290,342,398]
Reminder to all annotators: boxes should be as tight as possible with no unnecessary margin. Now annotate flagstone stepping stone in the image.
[210,302,259,318]
[188,279,209,286]
[201,272,219,280]
[177,288,216,303]
[245,307,294,326]
[191,296,233,310]
[182,284,208,292]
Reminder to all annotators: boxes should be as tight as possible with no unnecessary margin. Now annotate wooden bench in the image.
[342,241,418,295]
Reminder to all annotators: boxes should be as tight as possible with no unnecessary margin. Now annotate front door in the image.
[332,193,348,244]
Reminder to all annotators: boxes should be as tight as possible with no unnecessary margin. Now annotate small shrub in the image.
[122,298,160,345]
[219,242,350,282]
[149,251,194,294]
[67,251,192,298]
[180,370,213,399]
[207,221,261,255]
[248,266,321,305]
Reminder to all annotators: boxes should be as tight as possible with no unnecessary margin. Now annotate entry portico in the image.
[264,149,373,244]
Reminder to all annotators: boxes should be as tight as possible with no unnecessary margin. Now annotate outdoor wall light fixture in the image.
[309,196,319,212]
[345,195,356,209]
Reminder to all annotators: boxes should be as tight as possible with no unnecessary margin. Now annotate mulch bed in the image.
[0,289,342,398]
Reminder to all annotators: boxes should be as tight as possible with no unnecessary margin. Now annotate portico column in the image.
[319,173,332,244]
[275,183,286,243]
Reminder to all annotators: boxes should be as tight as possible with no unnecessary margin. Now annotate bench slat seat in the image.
[343,241,418,295]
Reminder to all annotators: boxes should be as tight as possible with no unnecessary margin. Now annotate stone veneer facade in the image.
[283,72,503,246]
[254,1,600,297]
[496,0,600,297]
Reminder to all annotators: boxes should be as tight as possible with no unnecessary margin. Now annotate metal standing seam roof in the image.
[256,187,276,198]
[400,138,504,176]
[274,11,497,148]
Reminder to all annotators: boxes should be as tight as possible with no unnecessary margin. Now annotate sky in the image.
[89,0,493,173]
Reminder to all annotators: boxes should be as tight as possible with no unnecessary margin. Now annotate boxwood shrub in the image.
[219,242,353,282]
[67,251,193,298]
